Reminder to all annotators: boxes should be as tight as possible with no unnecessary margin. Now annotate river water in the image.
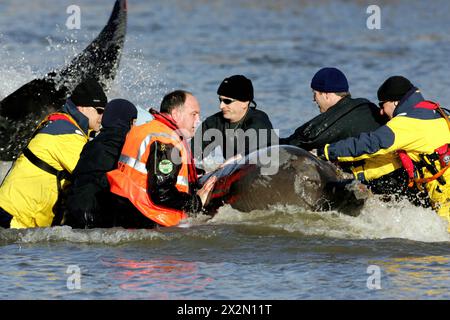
[1,0,450,300]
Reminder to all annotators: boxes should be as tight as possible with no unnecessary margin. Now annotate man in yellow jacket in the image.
[0,78,106,228]
[319,76,450,231]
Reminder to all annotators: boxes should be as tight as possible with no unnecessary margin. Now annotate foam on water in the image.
[1,154,449,244]
[0,226,166,245]
[207,196,450,243]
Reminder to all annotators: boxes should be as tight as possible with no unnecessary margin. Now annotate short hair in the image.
[335,92,351,98]
[160,90,192,114]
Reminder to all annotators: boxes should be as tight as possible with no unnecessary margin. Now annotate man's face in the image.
[379,101,397,119]
[78,106,103,131]
[313,90,333,113]
[171,94,200,138]
[219,96,249,123]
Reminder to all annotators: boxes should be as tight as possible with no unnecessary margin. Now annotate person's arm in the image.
[322,119,407,162]
[146,141,202,213]
[279,114,340,151]
[279,123,314,150]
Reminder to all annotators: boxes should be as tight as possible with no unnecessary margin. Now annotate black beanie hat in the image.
[377,76,415,102]
[70,77,107,108]
[217,75,254,102]
[101,99,138,129]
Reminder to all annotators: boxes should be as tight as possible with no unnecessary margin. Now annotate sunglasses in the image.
[219,97,237,105]
[94,107,105,115]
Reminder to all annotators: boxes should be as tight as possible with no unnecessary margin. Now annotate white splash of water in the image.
[0,226,166,245]
[108,49,167,124]
[207,196,450,243]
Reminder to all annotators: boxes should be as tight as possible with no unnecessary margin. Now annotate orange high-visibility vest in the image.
[107,119,191,227]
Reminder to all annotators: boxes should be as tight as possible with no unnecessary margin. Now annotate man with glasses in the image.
[192,75,275,171]
[0,77,107,228]
[319,76,450,230]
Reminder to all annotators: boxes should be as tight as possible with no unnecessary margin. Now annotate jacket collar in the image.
[393,88,424,117]
[149,108,179,132]
[63,99,90,135]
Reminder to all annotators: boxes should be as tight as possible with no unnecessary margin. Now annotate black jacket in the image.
[192,107,275,162]
[280,97,386,150]
[63,126,130,228]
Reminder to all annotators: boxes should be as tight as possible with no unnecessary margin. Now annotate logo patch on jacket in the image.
[158,159,174,174]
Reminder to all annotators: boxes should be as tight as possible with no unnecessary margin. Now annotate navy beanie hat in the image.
[217,75,254,102]
[101,99,138,129]
[377,76,415,102]
[70,77,107,108]
[310,67,349,93]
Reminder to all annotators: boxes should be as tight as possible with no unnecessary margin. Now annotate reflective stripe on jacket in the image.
[107,119,191,227]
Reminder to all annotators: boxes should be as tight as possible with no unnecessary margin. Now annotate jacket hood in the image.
[101,99,138,130]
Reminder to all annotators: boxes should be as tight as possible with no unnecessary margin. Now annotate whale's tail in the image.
[0,0,128,160]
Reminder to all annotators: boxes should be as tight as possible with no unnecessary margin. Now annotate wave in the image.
[1,195,448,245]
[0,226,166,245]
[206,196,450,243]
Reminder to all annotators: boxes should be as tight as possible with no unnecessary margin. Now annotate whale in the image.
[0,0,128,161]
[199,145,368,217]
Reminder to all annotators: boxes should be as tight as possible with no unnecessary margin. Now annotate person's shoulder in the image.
[345,97,386,123]
[250,107,270,117]
[202,111,225,127]
[340,97,379,116]
[39,118,83,136]
[247,107,273,125]
[349,97,377,109]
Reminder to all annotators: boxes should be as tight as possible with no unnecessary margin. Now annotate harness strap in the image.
[22,148,72,226]
[414,165,450,185]
[399,101,450,188]
[419,154,446,186]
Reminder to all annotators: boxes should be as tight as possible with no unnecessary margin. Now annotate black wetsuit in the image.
[0,206,12,228]
[192,106,276,163]
[280,96,385,150]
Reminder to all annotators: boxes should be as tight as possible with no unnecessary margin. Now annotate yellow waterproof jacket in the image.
[0,100,90,228]
[323,90,450,227]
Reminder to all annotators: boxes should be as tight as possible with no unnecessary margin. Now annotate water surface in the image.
[1,0,450,300]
